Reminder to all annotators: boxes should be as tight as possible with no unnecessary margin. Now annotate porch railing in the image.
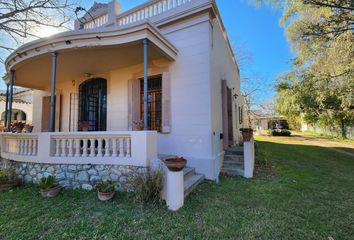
[0,131,157,167]
[117,0,193,26]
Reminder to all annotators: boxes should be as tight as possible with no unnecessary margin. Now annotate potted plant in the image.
[133,120,144,131]
[164,156,187,172]
[79,121,89,131]
[96,181,116,201]
[240,128,253,141]
[0,167,21,191]
[38,175,61,197]
[14,121,25,133]
[23,124,34,133]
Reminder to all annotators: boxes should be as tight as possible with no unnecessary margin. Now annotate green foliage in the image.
[95,181,116,193]
[0,167,16,183]
[271,129,292,136]
[271,0,354,138]
[38,176,57,190]
[127,169,164,204]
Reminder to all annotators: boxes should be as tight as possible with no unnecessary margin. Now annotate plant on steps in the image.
[38,175,61,198]
[127,169,164,204]
[96,181,117,201]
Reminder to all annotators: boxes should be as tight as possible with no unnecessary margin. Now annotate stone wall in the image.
[1,159,147,191]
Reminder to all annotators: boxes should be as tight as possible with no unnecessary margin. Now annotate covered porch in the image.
[1,20,177,165]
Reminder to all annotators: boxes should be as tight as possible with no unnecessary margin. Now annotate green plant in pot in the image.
[96,181,116,201]
[164,156,187,172]
[0,167,21,190]
[38,175,61,197]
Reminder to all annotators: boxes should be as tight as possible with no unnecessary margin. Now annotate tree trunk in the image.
[340,120,347,138]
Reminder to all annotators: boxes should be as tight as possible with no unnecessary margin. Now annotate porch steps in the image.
[158,155,204,198]
[183,167,204,198]
[221,146,245,177]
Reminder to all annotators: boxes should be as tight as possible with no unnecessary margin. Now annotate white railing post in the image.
[243,138,255,178]
[89,138,95,157]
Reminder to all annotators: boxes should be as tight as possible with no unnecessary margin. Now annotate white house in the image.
[0,88,33,127]
[1,0,246,192]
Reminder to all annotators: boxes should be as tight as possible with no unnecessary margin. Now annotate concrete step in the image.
[184,172,204,198]
[225,146,244,155]
[221,167,244,176]
[224,155,244,162]
[183,167,195,179]
[223,161,244,168]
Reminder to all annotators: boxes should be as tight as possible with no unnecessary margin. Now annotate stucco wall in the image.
[210,18,242,177]
[0,101,33,124]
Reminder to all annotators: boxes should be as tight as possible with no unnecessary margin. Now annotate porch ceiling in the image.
[4,20,178,90]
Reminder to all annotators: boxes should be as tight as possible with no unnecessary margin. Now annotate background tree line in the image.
[254,0,353,137]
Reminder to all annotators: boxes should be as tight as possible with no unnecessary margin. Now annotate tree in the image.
[0,0,73,63]
[251,0,354,137]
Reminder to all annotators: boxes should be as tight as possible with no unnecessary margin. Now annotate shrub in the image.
[271,129,291,136]
[96,181,116,193]
[0,167,16,183]
[127,169,164,204]
[38,176,57,190]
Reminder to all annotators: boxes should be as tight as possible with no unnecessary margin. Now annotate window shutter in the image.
[41,94,61,132]
[161,72,171,133]
[128,78,141,130]
[55,94,61,132]
[221,80,228,149]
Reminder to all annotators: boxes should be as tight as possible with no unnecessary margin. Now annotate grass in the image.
[1,135,354,239]
[303,130,354,143]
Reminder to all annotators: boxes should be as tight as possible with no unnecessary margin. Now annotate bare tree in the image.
[0,0,74,63]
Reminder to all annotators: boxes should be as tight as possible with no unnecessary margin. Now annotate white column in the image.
[166,170,184,211]
[68,139,74,157]
[97,138,103,157]
[60,139,67,157]
[126,138,131,158]
[75,139,81,157]
[112,138,117,157]
[82,139,88,157]
[32,139,37,156]
[119,138,124,157]
[89,139,95,157]
[104,138,110,157]
[243,138,255,178]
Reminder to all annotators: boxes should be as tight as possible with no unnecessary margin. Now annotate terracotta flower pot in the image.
[40,185,62,198]
[240,128,254,142]
[97,191,115,201]
[164,158,187,172]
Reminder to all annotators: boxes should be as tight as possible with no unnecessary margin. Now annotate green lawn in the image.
[1,135,353,239]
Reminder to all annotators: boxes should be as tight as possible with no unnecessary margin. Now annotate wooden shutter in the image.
[41,96,50,132]
[128,78,141,130]
[221,80,228,149]
[161,72,171,133]
[41,95,61,132]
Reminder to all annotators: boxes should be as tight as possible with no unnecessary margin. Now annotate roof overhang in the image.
[4,20,178,88]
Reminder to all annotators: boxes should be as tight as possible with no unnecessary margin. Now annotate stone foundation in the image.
[1,159,147,191]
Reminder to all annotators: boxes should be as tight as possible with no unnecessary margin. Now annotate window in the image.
[140,76,162,131]
[239,106,243,124]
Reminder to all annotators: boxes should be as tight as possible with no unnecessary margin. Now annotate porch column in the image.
[49,51,58,132]
[143,39,149,130]
[4,84,9,127]
[7,70,15,127]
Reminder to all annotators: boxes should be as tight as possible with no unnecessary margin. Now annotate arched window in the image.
[1,109,27,122]
[78,78,107,131]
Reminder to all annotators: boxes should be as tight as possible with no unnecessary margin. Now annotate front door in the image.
[79,78,107,131]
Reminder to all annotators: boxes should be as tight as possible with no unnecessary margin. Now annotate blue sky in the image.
[0,0,293,103]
